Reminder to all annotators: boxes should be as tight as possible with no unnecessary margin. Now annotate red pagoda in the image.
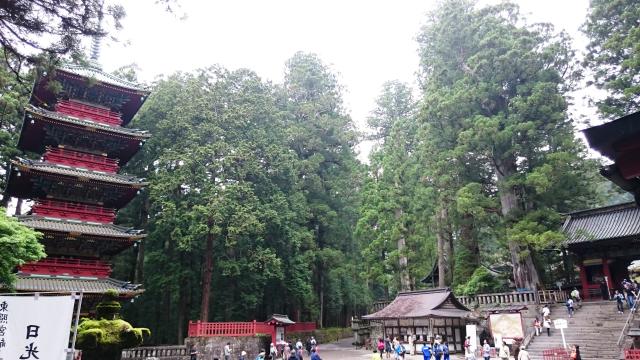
[4,61,151,301]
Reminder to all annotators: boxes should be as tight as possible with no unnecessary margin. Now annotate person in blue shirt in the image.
[422,344,432,360]
[442,342,450,360]
[310,349,321,360]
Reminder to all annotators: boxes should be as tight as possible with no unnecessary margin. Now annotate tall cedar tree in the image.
[417,0,599,290]
[583,0,640,118]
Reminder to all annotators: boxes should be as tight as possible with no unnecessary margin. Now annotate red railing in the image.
[19,257,112,277]
[32,199,116,223]
[288,322,317,332]
[188,321,274,337]
[542,348,570,360]
[56,100,122,126]
[626,350,640,360]
[44,147,119,173]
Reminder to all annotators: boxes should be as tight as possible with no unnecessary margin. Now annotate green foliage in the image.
[583,0,640,117]
[455,267,501,296]
[0,208,45,289]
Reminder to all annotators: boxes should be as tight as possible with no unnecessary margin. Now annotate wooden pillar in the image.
[603,257,612,299]
[579,261,589,301]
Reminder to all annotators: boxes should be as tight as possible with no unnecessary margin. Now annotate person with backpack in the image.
[543,316,552,336]
[433,342,443,360]
[384,337,392,359]
[566,297,575,317]
[377,338,385,359]
[395,342,406,359]
[533,317,542,336]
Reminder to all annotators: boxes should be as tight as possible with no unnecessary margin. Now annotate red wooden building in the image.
[4,63,151,301]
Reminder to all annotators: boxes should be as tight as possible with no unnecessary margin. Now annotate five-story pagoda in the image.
[4,57,151,301]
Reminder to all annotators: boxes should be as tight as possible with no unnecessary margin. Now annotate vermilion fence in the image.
[626,350,640,360]
[188,320,317,338]
[188,321,273,337]
[542,348,570,360]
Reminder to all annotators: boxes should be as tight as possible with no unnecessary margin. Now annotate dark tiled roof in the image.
[26,106,151,138]
[12,158,147,186]
[362,288,470,320]
[562,202,640,245]
[583,111,640,160]
[14,273,143,295]
[59,64,150,93]
[17,215,145,239]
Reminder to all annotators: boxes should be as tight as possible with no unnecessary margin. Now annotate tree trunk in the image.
[395,208,411,291]
[14,198,22,215]
[437,206,453,287]
[496,159,541,290]
[200,219,215,321]
[454,214,479,284]
[319,272,324,328]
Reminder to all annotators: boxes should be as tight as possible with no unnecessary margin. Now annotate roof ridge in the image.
[59,64,149,92]
[398,288,450,296]
[13,157,147,184]
[566,202,637,217]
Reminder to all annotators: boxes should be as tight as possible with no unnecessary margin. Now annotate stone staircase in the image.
[526,301,628,360]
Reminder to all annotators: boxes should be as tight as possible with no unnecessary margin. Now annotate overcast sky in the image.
[97,0,597,160]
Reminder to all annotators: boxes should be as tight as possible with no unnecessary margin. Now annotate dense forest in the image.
[1,0,639,345]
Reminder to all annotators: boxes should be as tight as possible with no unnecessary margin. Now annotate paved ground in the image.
[314,338,471,360]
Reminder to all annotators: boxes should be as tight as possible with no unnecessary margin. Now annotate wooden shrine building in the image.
[3,61,151,303]
[583,110,640,205]
[362,288,471,353]
[562,202,640,300]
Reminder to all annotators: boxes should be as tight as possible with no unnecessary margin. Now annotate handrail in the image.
[617,300,637,347]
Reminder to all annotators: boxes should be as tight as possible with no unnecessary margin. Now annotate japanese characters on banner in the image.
[0,296,75,360]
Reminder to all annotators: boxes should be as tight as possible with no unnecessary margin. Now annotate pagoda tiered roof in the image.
[14,273,143,296]
[17,215,146,239]
[11,158,146,185]
[32,64,150,126]
[19,105,150,164]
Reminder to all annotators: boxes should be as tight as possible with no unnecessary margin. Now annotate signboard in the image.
[553,319,568,329]
[0,296,75,360]
[488,313,524,339]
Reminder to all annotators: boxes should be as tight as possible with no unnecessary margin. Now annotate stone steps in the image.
[526,302,628,360]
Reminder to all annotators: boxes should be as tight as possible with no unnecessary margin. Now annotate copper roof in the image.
[562,202,640,245]
[12,158,147,186]
[26,106,151,138]
[14,273,143,296]
[59,64,150,94]
[362,288,470,320]
[265,314,295,325]
[17,215,146,239]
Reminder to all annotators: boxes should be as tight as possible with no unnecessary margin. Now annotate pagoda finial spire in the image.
[89,4,104,68]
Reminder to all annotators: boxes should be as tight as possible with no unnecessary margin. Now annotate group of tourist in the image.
[370,336,451,360]
[207,337,320,360]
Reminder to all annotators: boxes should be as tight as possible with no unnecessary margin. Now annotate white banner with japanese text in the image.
[0,296,75,360]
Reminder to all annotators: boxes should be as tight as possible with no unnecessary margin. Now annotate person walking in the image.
[310,337,317,352]
[571,288,581,308]
[543,316,552,336]
[541,304,550,318]
[224,343,232,360]
[566,297,575,317]
[614,290,625,313]
[270,343,278,359]
[442,342,450,360]
[395,342,406,360]
[377,338,385,359]
[384,337,392,359]
[239,351,247,360]
[482,339,491,360]
[433,342,442,360]
[421,344,432,360]
[309,349,321,360]
[533,317,542,336]
[498,341,510,360]
[517,346,530,360]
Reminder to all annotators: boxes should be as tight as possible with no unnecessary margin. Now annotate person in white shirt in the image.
[223,342,232,360]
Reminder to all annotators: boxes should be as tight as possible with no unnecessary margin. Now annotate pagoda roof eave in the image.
[58,64,150,94]
[17,215,147,240]
[11,158,148,186]
[25,105,152,138]
[12,273,144,296]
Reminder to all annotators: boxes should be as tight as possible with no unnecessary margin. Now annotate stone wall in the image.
[185,336,269,360]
